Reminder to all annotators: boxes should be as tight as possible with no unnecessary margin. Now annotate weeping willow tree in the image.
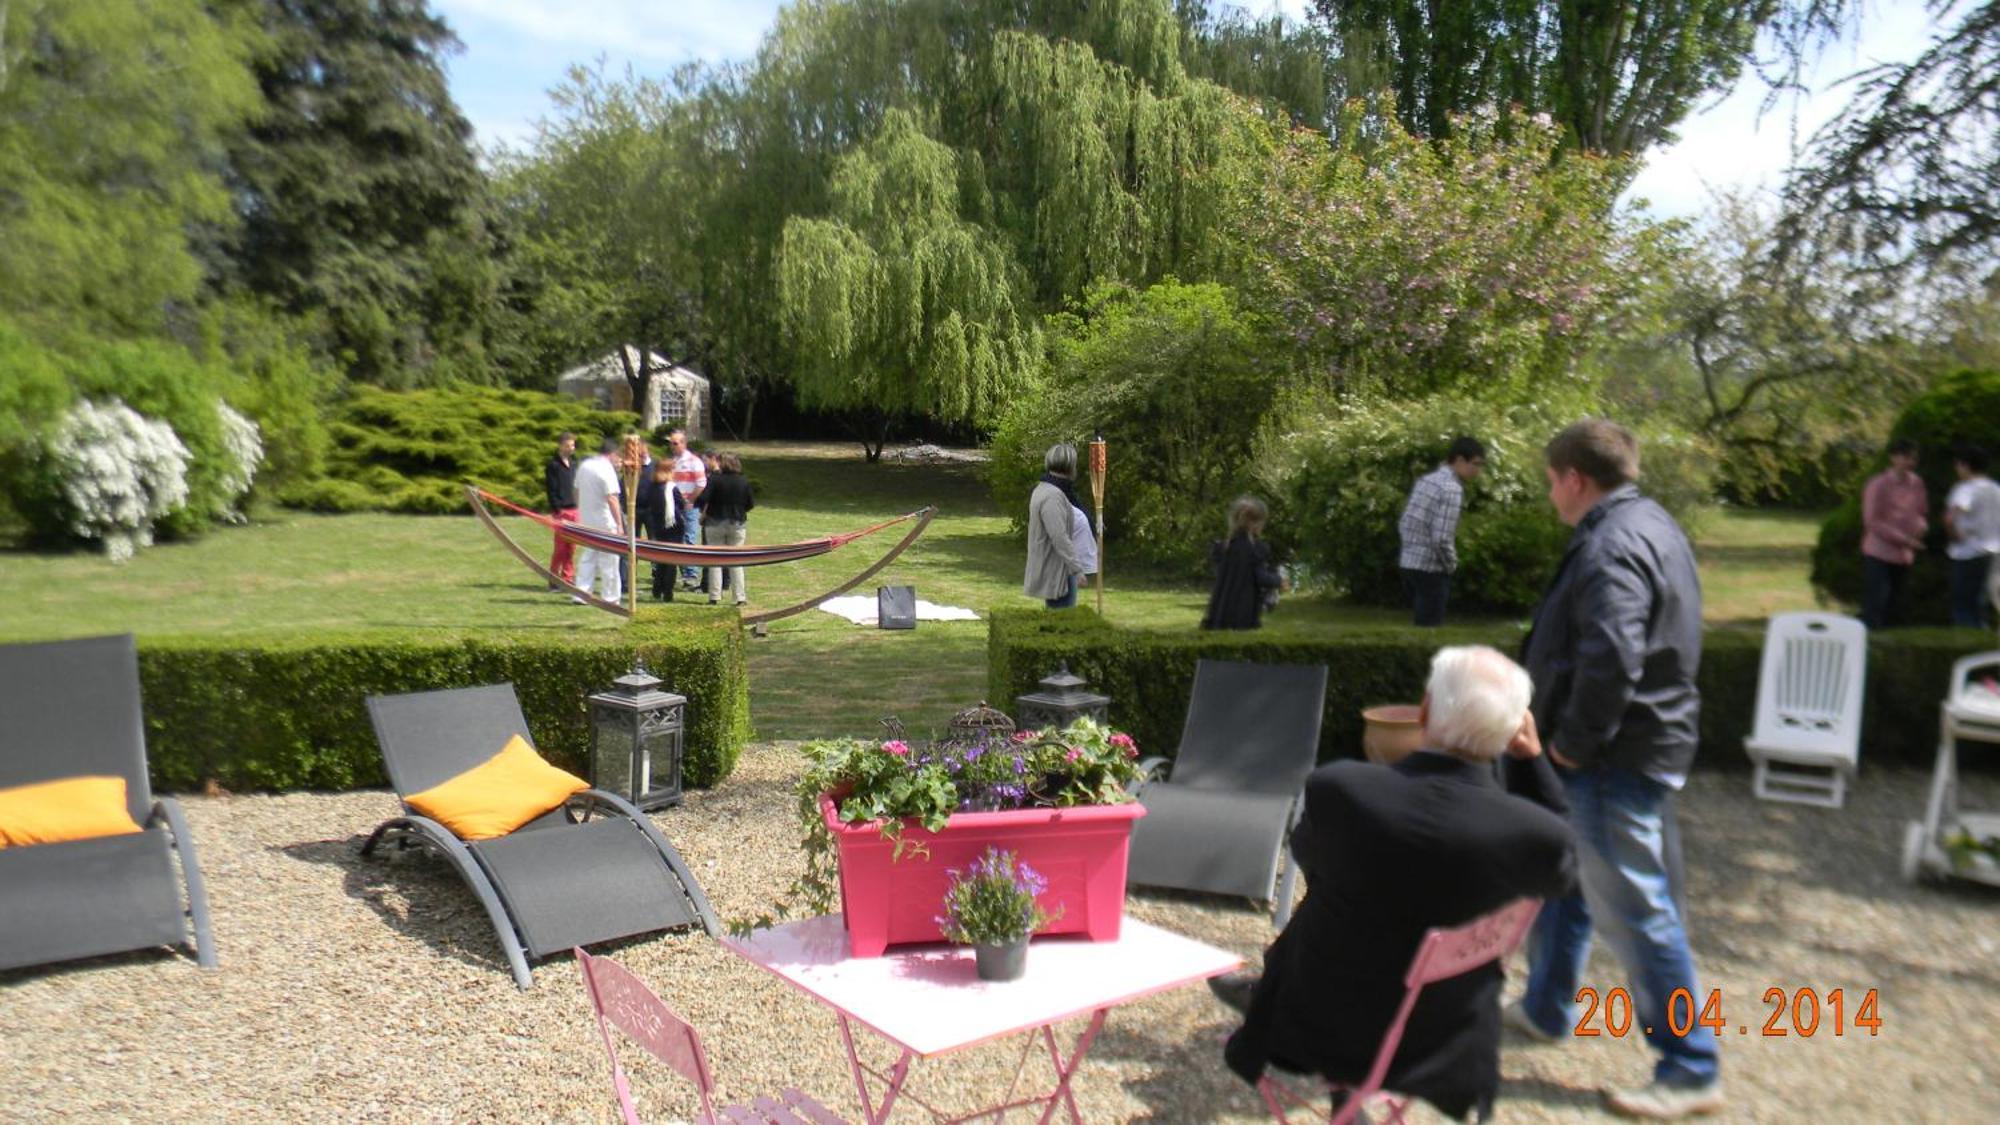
[776,110,1042,460]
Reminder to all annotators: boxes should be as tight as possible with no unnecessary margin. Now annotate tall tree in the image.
[1778,1,2000,275]
[1314,0,1778,155]
[775,109,1042,459]
[0,0,260,341]
[216,0,500,386]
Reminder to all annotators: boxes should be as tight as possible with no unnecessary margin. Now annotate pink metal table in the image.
[722,914,1242,1123]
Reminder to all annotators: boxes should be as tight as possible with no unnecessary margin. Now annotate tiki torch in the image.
[623,433,643,615]
[1088,434,1106,615]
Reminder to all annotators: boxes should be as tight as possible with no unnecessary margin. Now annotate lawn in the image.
[0,442,1829,740]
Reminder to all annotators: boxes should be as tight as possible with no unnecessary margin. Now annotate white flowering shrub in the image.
[41,399,192,562]
[214,402,264,521]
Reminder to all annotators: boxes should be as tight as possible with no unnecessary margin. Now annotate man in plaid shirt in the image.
[1398,436,1485,626]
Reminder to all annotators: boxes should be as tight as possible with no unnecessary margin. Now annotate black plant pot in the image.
[974,938,1028,982]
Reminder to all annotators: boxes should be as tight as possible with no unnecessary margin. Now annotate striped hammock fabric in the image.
[470,487,920,569]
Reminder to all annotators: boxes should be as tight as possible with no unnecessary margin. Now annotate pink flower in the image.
[1010,729,1038,743]
[1064,748,1083,762]
[1109,733,1137,758]
[882,740,910,757]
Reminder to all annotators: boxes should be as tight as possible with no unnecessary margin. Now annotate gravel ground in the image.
[4,746,1996,1124]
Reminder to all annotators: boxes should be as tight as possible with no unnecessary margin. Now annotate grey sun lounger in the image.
[1125,659,1328,926]
[0,634,217,973]
[361,684,719,989]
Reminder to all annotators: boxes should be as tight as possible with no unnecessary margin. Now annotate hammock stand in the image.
[466,485,935,626]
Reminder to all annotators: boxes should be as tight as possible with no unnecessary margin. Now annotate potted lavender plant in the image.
[937,847,1060,981]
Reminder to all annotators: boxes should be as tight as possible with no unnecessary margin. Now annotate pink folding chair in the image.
[575,947,847,1125]
[1257,898,1543,1125]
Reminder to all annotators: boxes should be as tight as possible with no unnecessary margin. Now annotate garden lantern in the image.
[1014,663,1110,732]
[587,664,686,811]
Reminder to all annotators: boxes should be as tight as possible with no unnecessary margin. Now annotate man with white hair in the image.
[1214,646,1577,1122]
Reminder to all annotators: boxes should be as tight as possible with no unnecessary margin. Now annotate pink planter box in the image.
[821,794,1146,957]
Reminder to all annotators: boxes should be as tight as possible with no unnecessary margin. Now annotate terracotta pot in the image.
[1361,705,1424,765]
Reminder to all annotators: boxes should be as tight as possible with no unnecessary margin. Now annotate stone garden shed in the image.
[555,346,712,438]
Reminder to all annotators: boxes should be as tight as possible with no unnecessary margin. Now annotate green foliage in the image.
[938,847,1056,945]
[1811,368,2000,615]
[291,385,635,513]
[776,109,1042,446]
[0,0,260,341]
[193,299,339,499]
[0,329,270,546]
[135,616,748,792]
[988,608,1986,769]
[1245,104,1635,400]
[1318,0,1779,156]
[216,0,502,387]
[1257,393,1712,612]
[990,279,1285,568]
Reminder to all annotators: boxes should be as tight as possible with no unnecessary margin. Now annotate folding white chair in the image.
[1744,612,1867,808]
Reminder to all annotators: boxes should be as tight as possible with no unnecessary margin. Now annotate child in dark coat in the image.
[1202,495,1284,630]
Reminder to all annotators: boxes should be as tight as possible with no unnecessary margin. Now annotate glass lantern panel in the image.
[638,730,681,796]
[594,720,634,796]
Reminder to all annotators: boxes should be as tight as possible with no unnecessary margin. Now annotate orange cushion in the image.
[404,734,588,841]
[0,776,144,848]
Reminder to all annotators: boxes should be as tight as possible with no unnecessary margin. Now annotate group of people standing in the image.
[543,429,755,607]
[1860,439,2000,628]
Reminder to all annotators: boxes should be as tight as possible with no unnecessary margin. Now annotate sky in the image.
[431,0,1940,221]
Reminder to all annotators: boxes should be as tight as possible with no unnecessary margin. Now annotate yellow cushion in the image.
[0,776,144,848]
[404,734,588,841]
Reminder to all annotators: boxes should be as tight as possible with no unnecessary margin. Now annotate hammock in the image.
[470,487,919,568]
[465,484,937,624]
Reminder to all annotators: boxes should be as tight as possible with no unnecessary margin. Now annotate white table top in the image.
[722,915,1243,1058]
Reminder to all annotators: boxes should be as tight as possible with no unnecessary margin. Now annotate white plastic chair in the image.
[1902,651,2000,884]
[1744,613,1868,808]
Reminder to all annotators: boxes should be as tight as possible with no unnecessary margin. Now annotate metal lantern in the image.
[1013,663,1110,732]
[947,701,1017,743]
[587,664,687,811]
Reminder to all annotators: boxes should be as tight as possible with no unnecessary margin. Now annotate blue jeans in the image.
[1860,556,1907,630]
[1045,574,1077,609]
[678,507,701,582]
[1520,765,1719,1087]
[1949,554,1991,627]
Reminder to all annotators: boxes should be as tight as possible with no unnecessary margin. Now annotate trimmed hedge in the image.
[134,614,748,792]
[989,609,1992,771]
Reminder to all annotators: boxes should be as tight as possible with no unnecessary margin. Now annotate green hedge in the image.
[135,614,748,792]
[989,609,1990,771]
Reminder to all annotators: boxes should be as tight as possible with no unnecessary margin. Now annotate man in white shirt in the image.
[571,435,624,605]
[1945,443,2000,627]
[667,428,707,588]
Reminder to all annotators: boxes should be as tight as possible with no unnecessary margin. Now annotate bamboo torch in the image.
[623,434,643,616]
[1088,434,1106,615]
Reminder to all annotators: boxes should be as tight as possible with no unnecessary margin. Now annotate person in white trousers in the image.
[572,434,625,605]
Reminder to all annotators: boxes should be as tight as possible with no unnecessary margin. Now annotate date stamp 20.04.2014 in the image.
[1570,987,1882,1039]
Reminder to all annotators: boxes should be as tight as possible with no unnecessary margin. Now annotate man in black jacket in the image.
[1511,419,1721,1119]
[1215,645,1577,1121]
[543,432,578,589]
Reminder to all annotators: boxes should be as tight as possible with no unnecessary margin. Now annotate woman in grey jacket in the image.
[1024,442,1086,608]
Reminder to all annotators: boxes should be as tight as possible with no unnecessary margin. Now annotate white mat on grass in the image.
[816,594,981,626]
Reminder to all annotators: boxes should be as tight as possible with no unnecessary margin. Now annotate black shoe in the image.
[1208,971,1259,1015]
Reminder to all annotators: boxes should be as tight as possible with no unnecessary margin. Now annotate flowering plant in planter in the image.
[935,846,1060,946]
[731,717,1142,934]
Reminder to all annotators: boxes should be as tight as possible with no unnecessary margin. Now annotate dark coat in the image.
[635,476,679,541]
[544,454,577,511]
[1202,533,1281,630]
[1520,485,1703,786]
[700,471,755,525]
[1224,752,1577,1119]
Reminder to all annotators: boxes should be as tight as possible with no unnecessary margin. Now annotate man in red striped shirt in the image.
[667,428,706,588]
